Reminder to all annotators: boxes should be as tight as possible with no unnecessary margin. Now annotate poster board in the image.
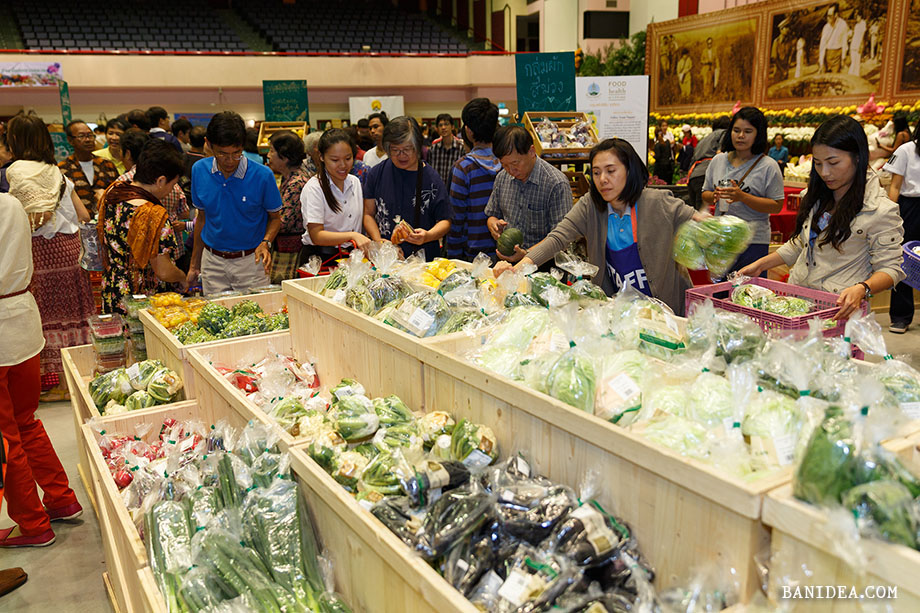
[0,61,62,87]
[348,96,405,124]
[515,52,576,115]
[576,76,649,159]
[647,0,915,111]
[262,80,309,123]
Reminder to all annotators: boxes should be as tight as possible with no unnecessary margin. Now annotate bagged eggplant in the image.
[489,544,581,613]
[370,496,423,549]
[546,500,631,568]
[394,455,471,507]
[415,481,494,560]
[444,529,497,597]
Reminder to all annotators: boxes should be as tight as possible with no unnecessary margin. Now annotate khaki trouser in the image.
[825,48,843,73]
[201,247,270,295]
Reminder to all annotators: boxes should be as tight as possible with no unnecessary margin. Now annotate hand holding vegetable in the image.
[495,243,527,263]
[834,285,867,321]
[487,217,507,240]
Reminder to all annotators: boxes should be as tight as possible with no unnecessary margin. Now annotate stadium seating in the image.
[11,0,473,54]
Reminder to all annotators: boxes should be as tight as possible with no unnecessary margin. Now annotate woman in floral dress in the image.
[99,141,188,313]
[265,130,309,282]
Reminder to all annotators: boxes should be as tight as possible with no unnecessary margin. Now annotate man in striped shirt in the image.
[446,99,502,261]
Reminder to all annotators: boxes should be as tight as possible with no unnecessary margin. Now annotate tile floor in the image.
[0,310,915,611]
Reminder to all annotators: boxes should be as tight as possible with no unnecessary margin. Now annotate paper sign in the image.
[576,76,649,166]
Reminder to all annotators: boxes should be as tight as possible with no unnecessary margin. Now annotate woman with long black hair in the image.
[883,116,920,333]
[300,128,370,254]
[741,115,904,320]
[362,116,450,261]
[702,106,785,276]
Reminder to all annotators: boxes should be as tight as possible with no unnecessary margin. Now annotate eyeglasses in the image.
[214,151,244,161]
[389,146,415,158]
[72,133,96,140]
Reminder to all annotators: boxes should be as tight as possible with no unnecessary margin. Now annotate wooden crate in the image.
[138,291,288,397]
[84,402,246,613]
[184,333,295,442]
[763,435,920,611]
[417,330,790,600]
[61,344,193,518]
[523,111,598,159]
[257,121,309,152]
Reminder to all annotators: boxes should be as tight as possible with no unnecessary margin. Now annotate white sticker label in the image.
[407,307,435,333]
[455,558,470,573]
[357,498,375,512]
[515,455,531,478]
[333,289,346,303]
[571,504,616,556]
[132,294,146,300]
[127,362,141,380]
[607,373,641,403]
[773,433,797,466]
[664,315,681,336]
[498,570,539,607]
[461,449,492,471]
[179,436,197,453]
[500,489,516,502]
[902,402,920,420]
[478,570,503,596]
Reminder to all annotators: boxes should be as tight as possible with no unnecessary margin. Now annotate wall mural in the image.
[648,0,913,112]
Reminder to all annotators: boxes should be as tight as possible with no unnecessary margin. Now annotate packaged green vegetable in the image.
[124,389,157,412]
[842,480,919,549]
[688,372,733,427]
[126,359,166,391]
[389,291,451,337]
[330,394,379,441]
[686,300,766,365]
[594,350,647,424]
[545,303,598,413]
[373,395,415,426]
[730,281,775,309]
[554,251,606,301]
[763,295,812,317]
[450,419,498,470]
[365,243,413,312]
[147,368,183,404]
[230,299,263,319]
[417,411,456,445]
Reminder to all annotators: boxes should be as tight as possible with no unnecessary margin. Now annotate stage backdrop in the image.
[647,0,915,113]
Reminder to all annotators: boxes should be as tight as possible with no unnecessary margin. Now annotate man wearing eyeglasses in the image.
[186,112,283,294]
[58,120,119,214]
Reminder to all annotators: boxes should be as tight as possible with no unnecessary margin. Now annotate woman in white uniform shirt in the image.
[300,129,371,255]
[883,117,920,333]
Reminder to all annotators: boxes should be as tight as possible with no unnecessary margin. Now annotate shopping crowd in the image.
[0,97,919,569]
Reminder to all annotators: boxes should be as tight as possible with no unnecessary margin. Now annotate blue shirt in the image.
[191,156,283,252]
[606,205,635,251]
[767,145,789,164]
[605,204,650,296]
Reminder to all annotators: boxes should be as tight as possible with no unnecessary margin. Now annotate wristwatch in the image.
[260,239,271,247]
[859,282,872,299]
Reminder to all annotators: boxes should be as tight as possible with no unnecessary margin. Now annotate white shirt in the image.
[79,159,94,184]
[0,193,45,366]
[363,147,388,168]
[300,173,364,246]
[883,142,920,197]
[33,177,80,238]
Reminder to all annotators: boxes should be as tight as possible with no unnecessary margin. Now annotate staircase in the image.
[217,8,273,52]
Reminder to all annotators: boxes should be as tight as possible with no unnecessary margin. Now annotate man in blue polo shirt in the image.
[187,112,282,294]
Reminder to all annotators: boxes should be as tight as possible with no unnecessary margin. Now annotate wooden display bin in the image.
[257,121,308,152]
[84,402,254,613]
[61,344,192,518]
[416,330,789,600]
[138,291,289,397]
[763,434,920,611]
[523,111,598,160]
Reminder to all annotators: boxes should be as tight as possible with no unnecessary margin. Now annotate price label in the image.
[126,362,141,381]
[571,504,616,556]
[498,570,540,606]
[133,294,146,300]
[333,289,346,303]
[407,307,434,333]
[902,402,920,420]
[461,449,493,471]
[773,433,797,466]
[515,455,531,478]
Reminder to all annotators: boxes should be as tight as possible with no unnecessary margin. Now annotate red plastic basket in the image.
[902,241,920,292]
[685,277,867,341]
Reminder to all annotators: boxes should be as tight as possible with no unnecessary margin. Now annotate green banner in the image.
[59,80,72,125]
[50,132,73,163]
[515,52,576,115]
[262,80,309,123]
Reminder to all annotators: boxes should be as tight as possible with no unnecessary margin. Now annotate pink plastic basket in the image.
[902,241,920,292]
[685,277,868,341]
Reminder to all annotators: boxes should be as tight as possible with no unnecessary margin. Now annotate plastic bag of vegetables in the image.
[147,368,183,404]
[451,418,498,469]
[126,359,165,391]
[842,480,919,548]
[673,216,753,277]
[438,308,487,335]
[321,266,348,299]
[554,251,606,301]
[545,303,598,413]
[594,350,647,424]
[763,295,813,317]
[362,242,412,313]
[686,299,766,365]
[330,393,379,441]
[415,481,495,561]
[546,499,631,568]
[90,368,133,408]
[730,280,775,309]
[124,389,157,412]
[373,395,415,426]
[416,411,456,445]
[389,291,451,337]
[742,389,801,470]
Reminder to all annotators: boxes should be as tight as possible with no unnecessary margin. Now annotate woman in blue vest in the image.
[495,138,703,315]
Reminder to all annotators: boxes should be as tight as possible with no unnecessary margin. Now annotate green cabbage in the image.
[641,415,709,459]
[741,391,800,438]
[672,221,707,270]
[474,345,524,381]
[547,348,596,413]
[689,372,733,426]
[731,284,774,309]
[489,307,551,349]
[842,480,919,549]
[642,385,689,418]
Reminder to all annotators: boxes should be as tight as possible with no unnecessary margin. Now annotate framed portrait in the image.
[762,0,890,103]
[649,17,759,111]
[895,0,920,95]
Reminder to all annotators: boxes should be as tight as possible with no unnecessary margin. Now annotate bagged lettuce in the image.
[554,251,606,301]
[763,296,812,317]
[545,303,598,413]
[730,282,774,309]
[639,414,709,460]
[594,350,647,424]
[488,306,551,349]
[688,372,733,428]
[673,215,752,276]
[742,390,801,470]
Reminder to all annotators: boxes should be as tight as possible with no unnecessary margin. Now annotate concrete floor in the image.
[0,400,111,612]
[0,310,914,611]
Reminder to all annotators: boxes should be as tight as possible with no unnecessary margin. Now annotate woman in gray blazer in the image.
[494,138,703,315]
